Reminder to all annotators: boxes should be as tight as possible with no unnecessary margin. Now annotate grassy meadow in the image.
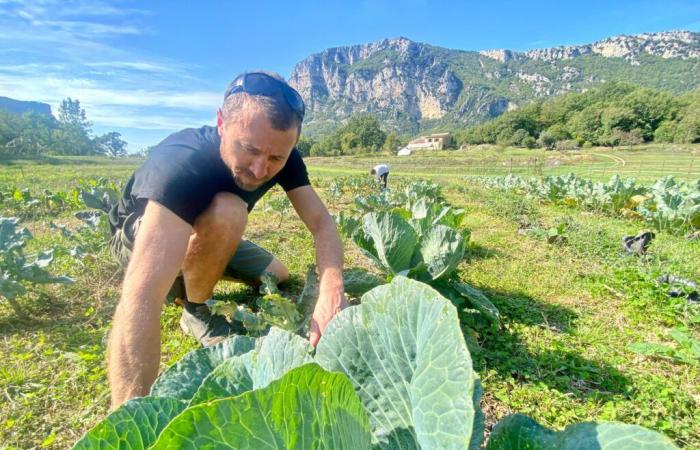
[0,143,699,449]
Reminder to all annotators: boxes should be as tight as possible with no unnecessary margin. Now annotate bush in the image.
[555,139,580,151]
[537,131,557,149]
[599,128,644,147]
[654,121,678,143]
[674,114,700,144]
[522,136,537,149]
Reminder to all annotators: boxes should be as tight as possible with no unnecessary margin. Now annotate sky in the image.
[1,0,699,153]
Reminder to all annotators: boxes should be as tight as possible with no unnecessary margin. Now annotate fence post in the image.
[688,156,694,179]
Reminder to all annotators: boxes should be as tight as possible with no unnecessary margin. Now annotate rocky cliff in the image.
[288,31,700,135]
[0,96,52,116]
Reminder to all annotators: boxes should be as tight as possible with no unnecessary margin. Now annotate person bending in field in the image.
[370,163,389,189]
[106,71,347,409]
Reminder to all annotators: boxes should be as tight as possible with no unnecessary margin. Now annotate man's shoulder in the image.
[152,125,219,156]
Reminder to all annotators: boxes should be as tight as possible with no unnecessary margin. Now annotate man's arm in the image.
[108,200,191,409]
[287,185,347,346]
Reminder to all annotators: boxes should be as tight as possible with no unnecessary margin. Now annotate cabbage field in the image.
[0,148,698,449]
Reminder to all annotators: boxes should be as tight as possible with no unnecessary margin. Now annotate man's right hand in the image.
[107,200,191,409]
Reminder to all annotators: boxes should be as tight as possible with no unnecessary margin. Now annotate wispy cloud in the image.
[0,62,220,128]
[0,0,217,145]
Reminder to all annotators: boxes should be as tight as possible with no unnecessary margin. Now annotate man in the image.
[106,71,346,409]
[371,163,390,189]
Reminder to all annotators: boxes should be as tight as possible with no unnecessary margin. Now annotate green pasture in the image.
[306,143,700,182]
[0,145,698,449]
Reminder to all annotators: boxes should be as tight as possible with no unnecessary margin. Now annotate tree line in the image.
[296,114,407,157]
[6,81,698,159]
[0,98,127,157]
[452,82,700,149]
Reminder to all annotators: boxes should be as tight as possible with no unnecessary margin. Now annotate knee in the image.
[265,258,289,284]
[195,192,248,237]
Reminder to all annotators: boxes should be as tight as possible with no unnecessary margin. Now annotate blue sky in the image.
[1,0,699,152]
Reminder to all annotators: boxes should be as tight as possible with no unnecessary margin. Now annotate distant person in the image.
[371,163,390,189]
[106,71,346,409]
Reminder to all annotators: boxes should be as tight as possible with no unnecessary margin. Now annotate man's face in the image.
[217,107,298,192]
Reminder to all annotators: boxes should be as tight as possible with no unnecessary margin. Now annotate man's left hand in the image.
[309,289,348,347]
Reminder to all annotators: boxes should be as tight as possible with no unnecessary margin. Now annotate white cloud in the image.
[85,61,173,72]
[0,69,220,126]
[0,1,219,147]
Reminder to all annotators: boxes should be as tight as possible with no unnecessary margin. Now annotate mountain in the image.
[0,96,52,116]
[288,31,700,136]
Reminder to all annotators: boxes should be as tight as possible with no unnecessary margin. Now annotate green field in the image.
[1,145,699,449]
[307,143,700,182]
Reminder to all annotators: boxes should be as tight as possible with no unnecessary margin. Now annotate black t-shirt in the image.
[109,125,310,232]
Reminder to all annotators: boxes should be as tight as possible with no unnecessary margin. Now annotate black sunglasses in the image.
[224,72,305,121]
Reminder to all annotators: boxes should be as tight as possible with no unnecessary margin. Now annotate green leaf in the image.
[451,282,501,324]
[149,335,255,400]
[343,268,385,297]
[415,224,465,280]
[486,414,679,449]
[362,211,419,274]
[71,397,186,450]
[80,190,107,211]
[259,271,281,295]
[298,265,319,334]
[190,327,314,405]
[257,293,304,331]
[470,378,485,450]
[0,276,26,299]
[316,276,478,450]
[151,364,372,450]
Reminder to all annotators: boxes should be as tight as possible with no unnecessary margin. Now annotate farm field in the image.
[0,144,699,449]
[307,143,700,182]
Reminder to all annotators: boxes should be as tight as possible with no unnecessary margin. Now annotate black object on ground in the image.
[657,274,699,303]
[621,231,655,255]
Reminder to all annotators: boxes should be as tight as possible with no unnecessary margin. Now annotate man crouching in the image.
[106,71,346,409]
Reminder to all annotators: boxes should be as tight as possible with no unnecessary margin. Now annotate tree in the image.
[537,131,557,150]
[382,132,405,153]
[339,131,359,154]
[53,98,96,155]
[96,132,128,157]
[58,98,91,131]
[135,145,156,159]
[344,114,386,151]
[654,121,678,143]
[51,124,94,155]
[296,136,316,157]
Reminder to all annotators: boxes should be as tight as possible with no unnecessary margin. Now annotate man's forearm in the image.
[108,288,162,409]
[313,216,344,298]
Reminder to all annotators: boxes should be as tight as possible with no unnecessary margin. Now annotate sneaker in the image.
[179,303,243,347]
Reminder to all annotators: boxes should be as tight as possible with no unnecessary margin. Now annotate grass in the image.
[307,142,700,182]
[0,145,699,449]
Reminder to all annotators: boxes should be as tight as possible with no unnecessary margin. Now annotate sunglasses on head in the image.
[224,72,305,122]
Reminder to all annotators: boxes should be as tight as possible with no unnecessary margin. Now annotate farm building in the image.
[406,132,452,151]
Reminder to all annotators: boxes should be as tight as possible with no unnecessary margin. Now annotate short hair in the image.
[221,71,302,138]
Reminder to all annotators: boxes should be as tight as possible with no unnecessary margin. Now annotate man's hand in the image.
[309,288,348,347]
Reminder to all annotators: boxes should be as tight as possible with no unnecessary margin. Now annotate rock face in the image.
[289,37,464,133]
[0,96,52,116]
[522,31,700,62]
[288,31,700,135]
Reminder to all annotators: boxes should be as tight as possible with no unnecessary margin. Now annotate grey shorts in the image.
[109,212,274,301]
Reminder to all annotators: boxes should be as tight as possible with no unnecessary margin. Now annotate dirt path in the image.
[593,152,627,166]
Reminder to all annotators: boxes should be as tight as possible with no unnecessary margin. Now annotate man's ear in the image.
[216,109,225,136]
